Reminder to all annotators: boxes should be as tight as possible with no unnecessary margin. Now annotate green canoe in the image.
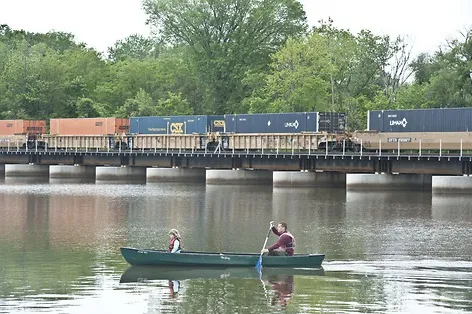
[120,265,325,283]
[120,247,325,268]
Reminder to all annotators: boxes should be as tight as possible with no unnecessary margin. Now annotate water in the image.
[0,177,471,313]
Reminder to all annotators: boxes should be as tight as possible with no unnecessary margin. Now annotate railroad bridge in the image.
[1,148,471,192]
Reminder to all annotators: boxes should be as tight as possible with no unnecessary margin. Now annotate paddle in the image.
[256,222,273,270]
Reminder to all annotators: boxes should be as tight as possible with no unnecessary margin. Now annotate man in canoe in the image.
[261,221,296,256]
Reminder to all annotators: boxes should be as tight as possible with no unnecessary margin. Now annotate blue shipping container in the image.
[129,112,347,134]
[130,115,209,134]
[368,108,472,132]
[225,113,312,133]
[224,112,346,133]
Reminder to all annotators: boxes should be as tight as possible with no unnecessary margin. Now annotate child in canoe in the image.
[169,229,182,253]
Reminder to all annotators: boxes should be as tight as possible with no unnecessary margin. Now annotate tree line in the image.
[0,0,471,130]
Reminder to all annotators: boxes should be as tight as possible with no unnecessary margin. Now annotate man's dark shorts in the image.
[268,250,288,256]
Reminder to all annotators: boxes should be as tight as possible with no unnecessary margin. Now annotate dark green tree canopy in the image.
[143,0,308,113]
[0,9,471,129]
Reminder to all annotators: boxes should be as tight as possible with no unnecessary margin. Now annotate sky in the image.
[0,0,471,57]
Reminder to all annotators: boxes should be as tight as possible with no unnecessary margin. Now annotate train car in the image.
[350,131,472,152]
[223,133,340,152]
[0,120,46,149]
[43,135,117,150]
[128,134,206,151]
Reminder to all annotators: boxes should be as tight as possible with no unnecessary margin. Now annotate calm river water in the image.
[0,177,471,313]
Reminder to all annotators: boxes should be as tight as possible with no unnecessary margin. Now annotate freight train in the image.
[1,112,348,151]
[3,108,472,154]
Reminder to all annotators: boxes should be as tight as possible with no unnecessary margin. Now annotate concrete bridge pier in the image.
[147,167,206,182]
[5,164,50,177]
[346,173,432,190]
[50,165,96,179]
[0,164,4,175]
[432,175,472,193]
[206,169,273,185]
[95,166,146,181]
[273,171,346,187]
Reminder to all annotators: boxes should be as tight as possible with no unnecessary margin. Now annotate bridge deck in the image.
[0,148,471,175]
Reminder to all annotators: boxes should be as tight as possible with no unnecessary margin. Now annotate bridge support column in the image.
[96,166,146,181]
[346,173,432,190]
[273,171,345,187]
[5,164,50,177]
[206,169,273,185]
[432,176,472,193]
[0,164,4,175]
[147,167,205,182]
[50,165,96,179]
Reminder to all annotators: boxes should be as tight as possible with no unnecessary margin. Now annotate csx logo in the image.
[170,122,184,133]
[213,120,225,127]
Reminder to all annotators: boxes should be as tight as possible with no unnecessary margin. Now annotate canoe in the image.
[120,265,325,283]
[120,247,325,268]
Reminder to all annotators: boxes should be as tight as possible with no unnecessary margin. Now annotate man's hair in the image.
[279,222,288,230]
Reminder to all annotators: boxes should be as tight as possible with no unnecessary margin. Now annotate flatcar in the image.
[350,131,472,152]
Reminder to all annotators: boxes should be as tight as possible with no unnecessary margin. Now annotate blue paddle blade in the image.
[255,256,262,270]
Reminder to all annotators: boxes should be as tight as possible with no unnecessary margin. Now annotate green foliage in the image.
[108,34,161,62]
[407,30,472,109]
[116,88,155,117]
[0,14,471,132]
[115,88,193,117]
[143,0,308,114]
[76,98,99,118]
[244,19,412,130]
[395,84,432,109]
[246,34,333,113]
[156,92,193,116]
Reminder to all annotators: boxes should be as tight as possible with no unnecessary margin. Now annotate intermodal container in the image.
[224,112,346,133]
[0,120,46,135]
[368,108,472,132]
[130,115,211,134]
[49,118,129,135]
[225,113,309,133]
[317,112,347,133]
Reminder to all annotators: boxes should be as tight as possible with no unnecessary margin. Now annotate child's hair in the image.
[169,229,181,239]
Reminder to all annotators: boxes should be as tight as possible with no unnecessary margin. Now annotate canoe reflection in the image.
[121,266,324,304]
[119,266,324,282]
